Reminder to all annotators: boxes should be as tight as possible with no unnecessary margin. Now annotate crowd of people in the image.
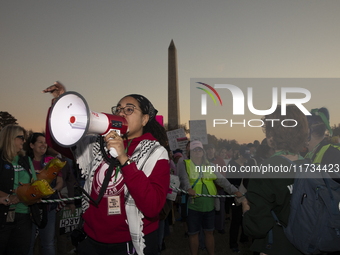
[0,81,339,255]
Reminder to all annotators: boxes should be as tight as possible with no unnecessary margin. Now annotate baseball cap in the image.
[173,152,183,159]
[239,146,251,159]
[190,140,203,150]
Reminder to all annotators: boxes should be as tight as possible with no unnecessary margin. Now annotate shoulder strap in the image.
[75,136,120,207]
[95,159,119,206]
[267,210,284,249]
[185,160,200,188]
[18,156,37,181]
[28,158,37,181]
[313,144,331,164]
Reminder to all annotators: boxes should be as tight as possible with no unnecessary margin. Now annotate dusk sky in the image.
[1,1,340,144]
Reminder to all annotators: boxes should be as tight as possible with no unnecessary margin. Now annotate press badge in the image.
[107,196,121,215]
[6,208,15,223]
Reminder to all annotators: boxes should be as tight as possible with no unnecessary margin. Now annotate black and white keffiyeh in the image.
[74,135,168,255]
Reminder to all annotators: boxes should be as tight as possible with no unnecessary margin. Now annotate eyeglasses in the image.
[16,135,25,141]
[192,148,203,152]
[111,105,140,116]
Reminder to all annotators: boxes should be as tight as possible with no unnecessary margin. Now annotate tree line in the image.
[2,111,340,150]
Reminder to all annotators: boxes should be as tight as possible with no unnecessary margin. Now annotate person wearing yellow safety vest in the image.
[178,140,242,255]
[305,107,340,183]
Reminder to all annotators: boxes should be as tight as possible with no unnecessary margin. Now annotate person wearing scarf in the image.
[43,82,170,255]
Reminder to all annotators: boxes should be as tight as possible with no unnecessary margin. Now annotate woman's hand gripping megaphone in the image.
[104,130,129,164]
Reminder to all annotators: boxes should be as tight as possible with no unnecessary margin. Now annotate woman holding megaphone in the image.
[43,82,170,255]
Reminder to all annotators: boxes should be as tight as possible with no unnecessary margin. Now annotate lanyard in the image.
[114,138,134,182]
[192,163,202,188]
[304,142,321,160]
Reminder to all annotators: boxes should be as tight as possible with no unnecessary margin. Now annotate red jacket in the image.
[45,108,170,243]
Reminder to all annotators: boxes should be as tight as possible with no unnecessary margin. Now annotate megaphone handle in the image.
[109,148,118,158]
[106,137,118,158]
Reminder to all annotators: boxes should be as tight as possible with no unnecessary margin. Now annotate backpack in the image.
[270,157,340,254]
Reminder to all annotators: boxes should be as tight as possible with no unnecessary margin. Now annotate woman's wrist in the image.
[121,158,134,168]
[118,155,129,166]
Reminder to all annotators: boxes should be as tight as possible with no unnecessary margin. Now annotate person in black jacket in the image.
[305,107,340,183]
[242,105,308,255]
[0,124,38,255]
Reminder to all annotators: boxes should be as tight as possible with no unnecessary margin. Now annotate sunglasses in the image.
[16,135,25,141]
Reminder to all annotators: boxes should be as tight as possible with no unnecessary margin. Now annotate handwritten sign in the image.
[189,120,208,144]
[167,128,187,151]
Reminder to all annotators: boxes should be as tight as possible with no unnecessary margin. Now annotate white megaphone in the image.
[49,91,129,157]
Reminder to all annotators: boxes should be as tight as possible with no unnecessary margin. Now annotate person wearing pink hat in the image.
[178,140,242,255]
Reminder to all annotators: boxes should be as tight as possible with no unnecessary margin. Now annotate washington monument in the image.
[168,40,180,130]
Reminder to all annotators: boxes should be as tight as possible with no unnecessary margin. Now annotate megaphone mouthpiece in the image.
[69,115,87,129]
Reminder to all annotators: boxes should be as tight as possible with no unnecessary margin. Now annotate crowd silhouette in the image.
[1,93,340,255]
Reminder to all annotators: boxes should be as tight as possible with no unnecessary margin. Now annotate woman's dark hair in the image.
[255,138,273,160]
[307,107,330,139]
[143,119,169,151]
[124,94,169,151]
[26,132,45,159]
[263,105,308,154]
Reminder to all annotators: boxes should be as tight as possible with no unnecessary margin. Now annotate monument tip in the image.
[169,39,175,49]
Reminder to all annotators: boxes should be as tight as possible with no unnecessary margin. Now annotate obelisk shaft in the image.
[168,40,180,130]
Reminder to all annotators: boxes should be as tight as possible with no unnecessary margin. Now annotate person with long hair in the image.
[0,125,37,255]
[43,81,170,255]
[242,105,309,255]
[26,132,63,255]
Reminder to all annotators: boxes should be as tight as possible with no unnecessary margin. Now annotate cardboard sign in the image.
[189,120,208,144]
[167,175,180,201]
[167,128,187,151]
[59,207,82,235]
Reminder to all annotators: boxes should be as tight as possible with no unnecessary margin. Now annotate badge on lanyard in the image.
[6,208,15,223]
[107,196,121,215]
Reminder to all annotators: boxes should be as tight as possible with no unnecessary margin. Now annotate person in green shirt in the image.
[0,124,37,255]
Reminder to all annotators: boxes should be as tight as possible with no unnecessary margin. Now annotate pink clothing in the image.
[32,156,62,177]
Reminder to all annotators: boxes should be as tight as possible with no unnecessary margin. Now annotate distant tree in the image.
[331,124,340,137]
[0,111,18,130]
[217,138,239,149]
[207,134,218,148]
[215,138,240,151]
